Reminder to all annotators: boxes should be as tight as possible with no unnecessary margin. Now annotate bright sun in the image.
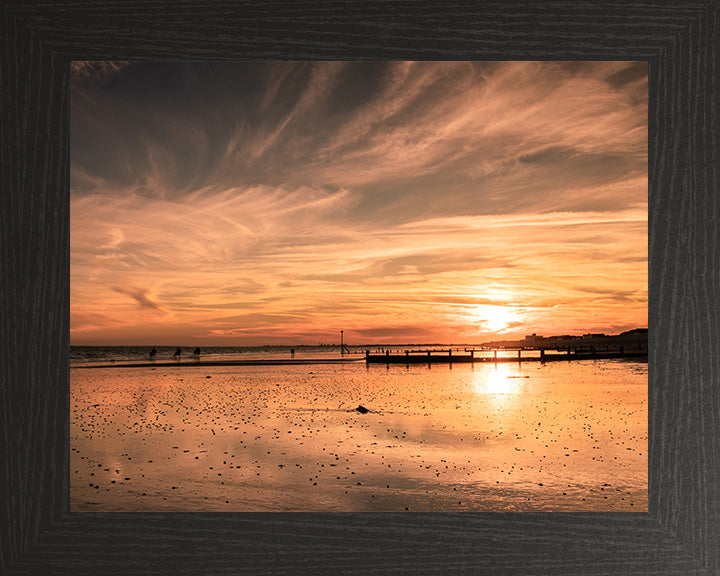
[474,305,514,332]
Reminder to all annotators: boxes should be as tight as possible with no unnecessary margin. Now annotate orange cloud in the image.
[71,62,647,345]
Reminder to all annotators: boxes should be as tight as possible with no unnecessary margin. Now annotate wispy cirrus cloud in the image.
[70,61,647,345]
[112,286,166,314]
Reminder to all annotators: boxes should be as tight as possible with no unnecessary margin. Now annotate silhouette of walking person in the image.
[174,347,181,360]
[193,347,201,359]
[149,347,157,360]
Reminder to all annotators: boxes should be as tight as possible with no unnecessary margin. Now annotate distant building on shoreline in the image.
[485,328,648,351]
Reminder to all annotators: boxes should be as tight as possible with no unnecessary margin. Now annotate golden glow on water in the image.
[70,361,647,512]
[474,363,518,395]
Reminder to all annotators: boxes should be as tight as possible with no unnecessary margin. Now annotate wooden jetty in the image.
[365,347,647,364]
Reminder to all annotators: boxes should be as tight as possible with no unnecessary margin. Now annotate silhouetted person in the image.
[174,347,181,360]
[290,348,295,357]
[193,347,201,356]
[149,347,157,360]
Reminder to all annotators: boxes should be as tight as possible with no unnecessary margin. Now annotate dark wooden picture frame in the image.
[1,2,718,574]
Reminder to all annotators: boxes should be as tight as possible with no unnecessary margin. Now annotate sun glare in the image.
[473,305,514,332]
[472,363,520,396]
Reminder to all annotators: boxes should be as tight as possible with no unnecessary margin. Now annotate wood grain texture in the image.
[1,1,718,574]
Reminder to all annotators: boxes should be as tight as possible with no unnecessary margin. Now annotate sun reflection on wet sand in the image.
[473,362,524,396]
[71,360,647,512]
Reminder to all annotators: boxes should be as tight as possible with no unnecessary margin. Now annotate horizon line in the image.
[71,327,648,348]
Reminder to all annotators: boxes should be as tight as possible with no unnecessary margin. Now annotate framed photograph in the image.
[69,60,649,515]
[2,2,718,574]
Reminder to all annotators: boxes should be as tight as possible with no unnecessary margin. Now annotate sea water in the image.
[70,352,647,511]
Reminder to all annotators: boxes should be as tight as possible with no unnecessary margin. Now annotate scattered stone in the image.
[355,405,370,414]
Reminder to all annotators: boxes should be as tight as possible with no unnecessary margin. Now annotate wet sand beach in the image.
[71,360,647,512]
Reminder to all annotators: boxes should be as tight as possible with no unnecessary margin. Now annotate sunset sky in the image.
[70,61,647,346]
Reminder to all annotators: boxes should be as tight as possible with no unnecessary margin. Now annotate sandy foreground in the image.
[71,360,647,512]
